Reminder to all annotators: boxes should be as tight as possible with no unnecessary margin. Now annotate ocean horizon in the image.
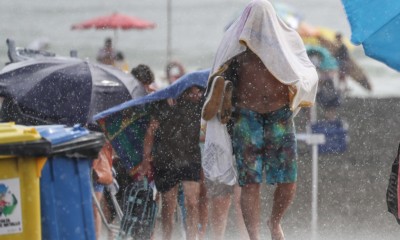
[1,0,399,97]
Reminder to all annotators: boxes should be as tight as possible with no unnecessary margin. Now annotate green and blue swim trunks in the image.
[232,105,297,186]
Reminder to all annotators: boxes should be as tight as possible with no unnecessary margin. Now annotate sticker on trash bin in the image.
[0,178,22,235]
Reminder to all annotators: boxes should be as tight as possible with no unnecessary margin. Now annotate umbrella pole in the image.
[114,29,118,49]
[296,106,323,240]
[309,104,318,240]
[311,139,319,240]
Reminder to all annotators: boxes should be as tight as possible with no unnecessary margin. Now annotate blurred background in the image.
[1,0,399,96]
[1,1,400,239]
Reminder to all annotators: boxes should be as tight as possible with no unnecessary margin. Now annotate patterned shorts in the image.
[232,105,297,186]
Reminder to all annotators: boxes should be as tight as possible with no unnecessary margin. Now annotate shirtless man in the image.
[201,1,319,239]
[231,49,297,240]
[203,48,297,240]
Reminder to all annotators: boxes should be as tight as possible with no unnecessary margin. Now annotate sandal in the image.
[201,76,225,120]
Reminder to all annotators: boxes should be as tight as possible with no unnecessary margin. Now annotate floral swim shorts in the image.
[232,105,297,186]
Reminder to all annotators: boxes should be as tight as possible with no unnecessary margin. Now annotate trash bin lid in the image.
[0,122,41,144]
[0,138,51,157]
[35,124,90,145]
[51,131,105,159]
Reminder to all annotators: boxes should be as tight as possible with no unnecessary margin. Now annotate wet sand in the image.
[225,97,400,240]
[102,97,400,240]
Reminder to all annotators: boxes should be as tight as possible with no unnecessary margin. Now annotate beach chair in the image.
[116,177,158,240]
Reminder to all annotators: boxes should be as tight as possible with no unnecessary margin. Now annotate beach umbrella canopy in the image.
[0,57,145,126]
[299,25,355,51]
[71,12,156,30]
[93,69,209,171]
[341,0,400,71]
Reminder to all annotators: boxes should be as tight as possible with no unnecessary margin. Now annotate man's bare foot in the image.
[267,219,285,240]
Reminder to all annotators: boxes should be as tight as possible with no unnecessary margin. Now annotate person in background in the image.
[138,86,205,240]
[318,32,372,92]
[131,64,157,94]
[201,118,249,240]
[307,47,341,121]
[115,64,157,201]
[97,38,116,65]
[166,61,186,84]
[93,180,106,239]
[92,142,114,239]
[114,51,129,73]
[333,33,350,85]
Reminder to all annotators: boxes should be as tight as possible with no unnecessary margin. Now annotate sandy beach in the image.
[100,97,400,240]
[1,0,399,238]
[226,96,400,240]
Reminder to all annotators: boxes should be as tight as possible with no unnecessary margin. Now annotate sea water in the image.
[0,0,398,97]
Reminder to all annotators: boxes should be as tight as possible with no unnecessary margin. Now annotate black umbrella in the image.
[0,57,146,125]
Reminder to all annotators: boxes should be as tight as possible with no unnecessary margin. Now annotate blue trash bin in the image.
[37,125,104,240]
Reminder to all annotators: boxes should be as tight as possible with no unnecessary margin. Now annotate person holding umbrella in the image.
[93,69,208,239]
[138,84,205,240]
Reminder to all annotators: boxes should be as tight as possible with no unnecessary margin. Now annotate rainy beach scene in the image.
[0,0,400,240]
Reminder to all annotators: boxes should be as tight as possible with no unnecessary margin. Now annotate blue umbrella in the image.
[341,0,400,71]
[0,57,144,125]
[93,69,209,170]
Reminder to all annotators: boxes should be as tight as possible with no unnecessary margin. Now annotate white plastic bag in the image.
[202,117,237,185]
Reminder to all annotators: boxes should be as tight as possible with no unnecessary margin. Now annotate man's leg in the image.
[183,181,200,240]
[241,183,261,240]
[233,185,250,240]
[210,195,231,240]
[268,182,297,240]
[161,185,179,240]
[198,173,209,240]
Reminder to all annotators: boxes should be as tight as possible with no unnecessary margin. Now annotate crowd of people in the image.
[91,1,321,240]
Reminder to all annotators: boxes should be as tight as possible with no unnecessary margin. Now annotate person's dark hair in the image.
[335,32,342,40]
[178,86,205,102]
[131,64,154,85]
[115,51,124,61]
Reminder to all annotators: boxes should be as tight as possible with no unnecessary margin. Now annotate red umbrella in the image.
[71,13,156,46]
[71,12,156,30]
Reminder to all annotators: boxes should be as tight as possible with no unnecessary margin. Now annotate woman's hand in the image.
[137,156,153,178]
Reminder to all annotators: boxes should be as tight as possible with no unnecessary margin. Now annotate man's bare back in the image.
[234,50,289,114]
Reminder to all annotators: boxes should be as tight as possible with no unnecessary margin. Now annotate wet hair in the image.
[115,51,124,61]
[178,86,205,102]
[131,64,155,85]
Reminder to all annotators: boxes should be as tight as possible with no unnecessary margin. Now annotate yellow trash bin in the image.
[0,123,50,240]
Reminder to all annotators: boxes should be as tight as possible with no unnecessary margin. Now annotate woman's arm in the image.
[139,117,160,176]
